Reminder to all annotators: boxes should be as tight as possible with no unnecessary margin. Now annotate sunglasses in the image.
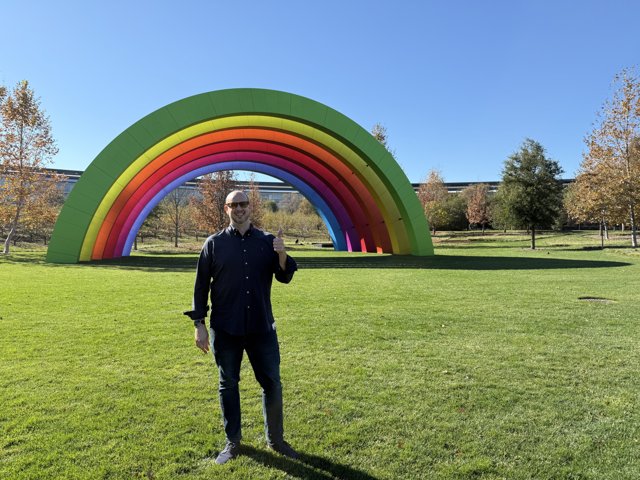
[225,201,250,208]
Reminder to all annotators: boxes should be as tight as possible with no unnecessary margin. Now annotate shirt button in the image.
[245,276,249,279]
[247,305,250,309]
[246,290,250,294]
[243,249,247,252]
[245,262,248,265]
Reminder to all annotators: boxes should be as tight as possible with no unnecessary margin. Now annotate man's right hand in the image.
[195,324,210,353]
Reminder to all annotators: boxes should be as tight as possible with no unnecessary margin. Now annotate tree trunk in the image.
[530,225,536,250]
[3,227,15,254]
[630,204,638,248]
[3,205,23,254]
[174,223,179,247]
[600,220,605,249]
[134,236,138,251]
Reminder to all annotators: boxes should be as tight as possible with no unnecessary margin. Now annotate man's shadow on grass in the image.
[240,445,378,480]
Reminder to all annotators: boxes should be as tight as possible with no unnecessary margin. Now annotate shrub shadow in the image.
[295,254,630,270]
[87,255,196,271]
[241,445,378,480]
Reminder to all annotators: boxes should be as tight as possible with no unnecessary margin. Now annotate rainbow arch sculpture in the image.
[46,89,433,263]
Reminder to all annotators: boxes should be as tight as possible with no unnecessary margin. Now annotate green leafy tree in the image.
[1,80,58,254]
[489,188,517,232]
[263,200,278,213]
[442,193,467,231]
[498,139,564,249]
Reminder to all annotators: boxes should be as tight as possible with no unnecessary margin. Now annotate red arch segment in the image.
[111,157,356,257]
[93,128,392,260]
[102,150,369,259]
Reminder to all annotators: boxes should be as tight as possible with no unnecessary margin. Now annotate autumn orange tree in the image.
[564,162,627,245]
[463,183,491,233]
[190,171,237,235]
[418,169,450,234]
[1,80,59,254]
[246,173,264,228]
[18,178,64,244]
[580,68,640,248]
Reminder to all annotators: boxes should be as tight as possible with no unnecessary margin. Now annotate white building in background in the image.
[47,168,523,201]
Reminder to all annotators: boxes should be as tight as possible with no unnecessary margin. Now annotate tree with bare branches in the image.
[1,80,59,254]
[371,122,397,159]
[159,187,192,247]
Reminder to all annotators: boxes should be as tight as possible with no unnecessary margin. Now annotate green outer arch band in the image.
[46,88,433,263]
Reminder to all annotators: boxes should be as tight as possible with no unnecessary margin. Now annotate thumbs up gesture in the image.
[273,228,286,253]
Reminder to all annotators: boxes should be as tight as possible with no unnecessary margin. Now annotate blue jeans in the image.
[210,328,283,445]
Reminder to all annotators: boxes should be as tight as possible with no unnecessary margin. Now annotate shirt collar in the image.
[227,224,254,237]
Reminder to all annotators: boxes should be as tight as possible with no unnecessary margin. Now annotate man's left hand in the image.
[273,228,286,253]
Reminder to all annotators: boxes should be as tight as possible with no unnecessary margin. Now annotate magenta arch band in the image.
[114,149,363,255]
[122,160,347,255]
[111,146,377,258]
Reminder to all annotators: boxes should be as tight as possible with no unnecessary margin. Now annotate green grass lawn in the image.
[1,232,639,479]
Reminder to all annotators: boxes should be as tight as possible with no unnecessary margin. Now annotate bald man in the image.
[185,190,299,465]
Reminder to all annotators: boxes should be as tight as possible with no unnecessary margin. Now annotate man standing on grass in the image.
[184,190,299,465]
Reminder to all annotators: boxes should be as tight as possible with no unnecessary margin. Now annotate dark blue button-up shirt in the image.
[185,225,297,335]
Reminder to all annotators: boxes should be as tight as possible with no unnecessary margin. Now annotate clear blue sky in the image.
[2,0,638,183]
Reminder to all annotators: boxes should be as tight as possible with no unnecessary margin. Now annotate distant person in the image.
[184,190,299,465]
